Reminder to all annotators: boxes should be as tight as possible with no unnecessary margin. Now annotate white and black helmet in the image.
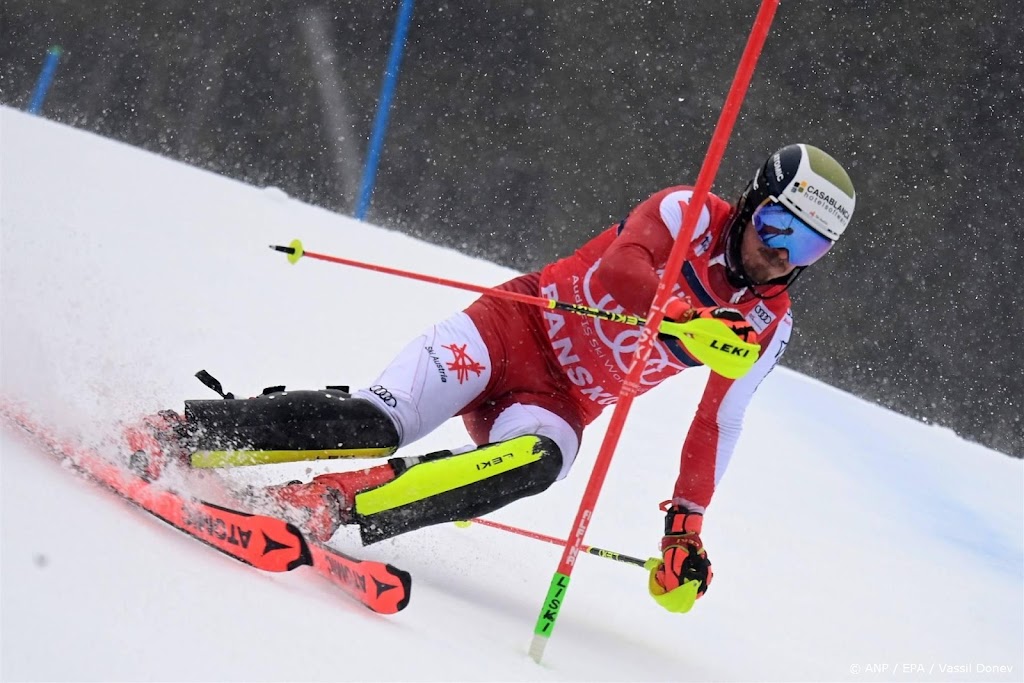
[725,143,856,295]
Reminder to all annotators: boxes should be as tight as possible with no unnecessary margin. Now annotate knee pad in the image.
[353,434,562,544]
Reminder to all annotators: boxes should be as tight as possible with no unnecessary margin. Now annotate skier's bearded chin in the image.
[740,222,795,284]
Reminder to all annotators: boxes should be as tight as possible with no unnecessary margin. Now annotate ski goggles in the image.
[752,201,834,267]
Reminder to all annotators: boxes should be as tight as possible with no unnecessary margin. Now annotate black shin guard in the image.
[184,389,399,452]
[353,435,563,545]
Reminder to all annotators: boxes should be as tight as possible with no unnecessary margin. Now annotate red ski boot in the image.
[259,464,397,543]
[124,410,192,481]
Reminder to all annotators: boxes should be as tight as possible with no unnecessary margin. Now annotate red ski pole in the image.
[455,518,657,570]
[528,0,781,663]
[272,240,551,308]
[270,241,760,379]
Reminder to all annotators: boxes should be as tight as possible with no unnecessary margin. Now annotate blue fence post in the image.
[28,46,64,115]
[355,0,416,220]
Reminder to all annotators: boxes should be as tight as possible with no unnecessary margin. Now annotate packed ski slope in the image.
[2,107,1021,682]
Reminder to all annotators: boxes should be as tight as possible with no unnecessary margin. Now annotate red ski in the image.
[1,402,410,614]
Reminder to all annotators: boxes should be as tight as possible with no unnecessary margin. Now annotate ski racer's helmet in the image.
[724,143,856,296]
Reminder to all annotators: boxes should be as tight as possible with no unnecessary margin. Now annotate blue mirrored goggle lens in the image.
[752,204,833,266]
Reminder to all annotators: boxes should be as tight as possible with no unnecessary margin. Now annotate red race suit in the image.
[464,186,792,512]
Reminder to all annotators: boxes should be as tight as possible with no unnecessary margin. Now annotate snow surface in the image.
[1,107,1021,682]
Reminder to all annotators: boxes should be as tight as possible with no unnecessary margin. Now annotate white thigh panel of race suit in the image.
[354,311,579,475]
[354,311,491,446]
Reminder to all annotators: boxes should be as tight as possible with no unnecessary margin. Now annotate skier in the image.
[129,143,855,613]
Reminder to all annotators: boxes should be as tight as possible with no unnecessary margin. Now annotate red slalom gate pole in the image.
[527,0,781,663]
